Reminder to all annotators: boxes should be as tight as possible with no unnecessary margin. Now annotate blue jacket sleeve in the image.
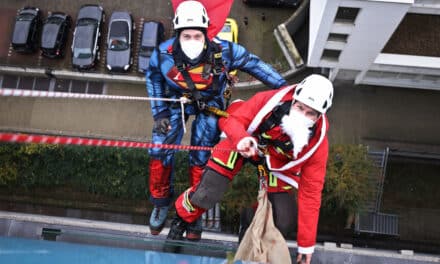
[228,42,287,89]
[146,48,170,120]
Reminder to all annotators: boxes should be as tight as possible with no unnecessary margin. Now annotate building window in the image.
[335,7,360,23]
[54,78,70,92]
[1,75,18,89]
[88,81,104,94]
[328,33,348,43]
[35,78,51,91]
[71,80,87,93]
[0,74,105,95]
[17,76,35,90]
[322,49,341,61]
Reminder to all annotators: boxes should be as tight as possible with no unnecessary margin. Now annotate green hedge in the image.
[0,143,148,199]
[0,142,375,232]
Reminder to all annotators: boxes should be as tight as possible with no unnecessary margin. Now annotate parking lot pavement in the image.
[0,0,293,78]
[0,8,16,62]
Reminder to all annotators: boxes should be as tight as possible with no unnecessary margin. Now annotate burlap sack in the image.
[234,189,292,264]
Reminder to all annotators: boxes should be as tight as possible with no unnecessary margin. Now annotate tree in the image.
[322,144,377,228]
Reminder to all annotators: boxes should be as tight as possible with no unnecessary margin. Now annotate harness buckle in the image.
[196,100,207,111]
[214,52,222,59]
[223,87,232,101]
[213,66,222,75]
[182,92,193,100]
[202,64,211,80]
[212,52,223,75]
[176,63,186,72]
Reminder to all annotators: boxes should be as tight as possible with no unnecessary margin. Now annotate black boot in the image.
[163,214,188,254]
[167,214,188,240]
[186,217,202,241]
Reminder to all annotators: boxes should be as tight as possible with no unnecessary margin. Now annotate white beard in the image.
[280,110,315,159]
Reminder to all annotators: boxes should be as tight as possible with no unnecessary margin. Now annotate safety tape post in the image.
[0,132,233,152]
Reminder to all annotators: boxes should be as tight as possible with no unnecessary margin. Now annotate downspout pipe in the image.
[273,0,309,70]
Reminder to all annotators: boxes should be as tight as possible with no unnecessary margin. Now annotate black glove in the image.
[153,118,170,135]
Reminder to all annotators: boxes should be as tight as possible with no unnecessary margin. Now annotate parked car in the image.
[138,21,164,73]
[11,7,42,53]
[242,0,301,8]
[216,18,238,75]
[40,12,71,58]
[106,11,134,72]
[71,4,105,70]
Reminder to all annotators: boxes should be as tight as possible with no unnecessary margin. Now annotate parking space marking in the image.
[99,13,108,72]
[132,17,145,73]
[7,47,13,58]
[37,54,43,67]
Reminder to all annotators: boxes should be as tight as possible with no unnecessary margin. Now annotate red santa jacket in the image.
[219,85,329,253]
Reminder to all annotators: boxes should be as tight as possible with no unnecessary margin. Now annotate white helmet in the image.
[173,1,209,30]
[293,74,334,114]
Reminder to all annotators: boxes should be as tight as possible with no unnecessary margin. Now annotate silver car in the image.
[106,11,134,72]
[71,4,105,70]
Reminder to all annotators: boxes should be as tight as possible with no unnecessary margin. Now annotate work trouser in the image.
[148,103,221,207]
[174,138,298,238]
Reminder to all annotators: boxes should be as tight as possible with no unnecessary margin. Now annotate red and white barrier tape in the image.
[0,88,183,103]
[0,132,232,152]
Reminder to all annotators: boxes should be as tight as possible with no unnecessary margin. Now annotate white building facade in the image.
[308,0,440,90]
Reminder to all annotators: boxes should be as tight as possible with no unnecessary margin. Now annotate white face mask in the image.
[180,40,205,60]
[280,109,316,158]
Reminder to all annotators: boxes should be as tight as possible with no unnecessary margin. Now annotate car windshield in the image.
[109,21,129,51]
[77,18,97,26]
[73,48,92,58]
[139,46,154,57]
[109,38,128,50]
[17,14,35,21]
[48,16,63,25]
[221,24,231,32]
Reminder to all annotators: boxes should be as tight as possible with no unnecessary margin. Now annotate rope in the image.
[0,88,192,133]
[0,88,230,138]
[0,132,233,152]
[0,88,183,103]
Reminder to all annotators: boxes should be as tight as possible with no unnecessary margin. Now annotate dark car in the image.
[71,4,105,70]
[138,21,164,73]
[40,12,71,58]
[106,11,134,72]
[11,7,42,53]
[242,0,301,8]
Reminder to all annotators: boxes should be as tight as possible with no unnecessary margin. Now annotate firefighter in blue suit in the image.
[146,0,287,240]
